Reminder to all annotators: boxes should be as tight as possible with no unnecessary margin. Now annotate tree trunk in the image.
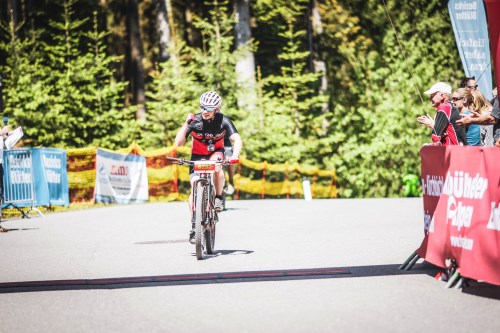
[19,0,28,22]
[234,0,256,110]
[307,0,314,73]
[311,0,323,34]
[157,0,172,62]
[7,0,18,34]
[311,0,329,126]
[184,0,198,47]
[0,75,4,115]
[126,0,146,121]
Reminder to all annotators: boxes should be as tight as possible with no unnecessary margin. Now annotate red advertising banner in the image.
[484,0,500,88]
[417,146,500,285]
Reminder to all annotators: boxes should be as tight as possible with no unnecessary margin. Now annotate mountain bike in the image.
[167,157,236,260]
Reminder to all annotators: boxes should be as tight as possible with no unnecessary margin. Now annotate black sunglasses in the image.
[451,97,463,101]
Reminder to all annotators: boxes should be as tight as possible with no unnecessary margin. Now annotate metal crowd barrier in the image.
[2,149,43,218]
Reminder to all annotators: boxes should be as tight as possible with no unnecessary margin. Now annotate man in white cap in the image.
[417,82,467,145]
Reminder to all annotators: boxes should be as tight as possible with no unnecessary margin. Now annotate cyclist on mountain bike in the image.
[174,91,242,241]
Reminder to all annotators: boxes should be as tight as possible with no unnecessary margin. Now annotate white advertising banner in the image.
[94,148,149,204]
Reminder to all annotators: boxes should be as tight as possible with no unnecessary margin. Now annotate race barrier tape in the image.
[67,142,337,202]
[2,142,336,207]
[416,146,500,285]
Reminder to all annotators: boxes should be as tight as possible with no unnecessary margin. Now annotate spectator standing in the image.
[0,121,11,231]
[452,88,480,145]
[417,82,467,145]
[457,90,500,146]
[468,89,495,146]
[460,76,478,90]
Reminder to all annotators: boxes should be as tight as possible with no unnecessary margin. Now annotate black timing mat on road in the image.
[0,267,350,293]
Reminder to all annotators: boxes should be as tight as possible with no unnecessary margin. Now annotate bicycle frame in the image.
[167,157,234,260]
[192,172,216,226]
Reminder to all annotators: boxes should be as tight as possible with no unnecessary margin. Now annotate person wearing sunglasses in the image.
[417,82,467,146]
[457,89,499,147]
[174,91,242,241]
[452,88,481,146]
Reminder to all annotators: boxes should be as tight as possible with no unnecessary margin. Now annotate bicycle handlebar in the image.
[167,157,238,167]
[167,157,194,165]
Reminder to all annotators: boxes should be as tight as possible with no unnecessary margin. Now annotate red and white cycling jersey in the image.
[186,113,239,155]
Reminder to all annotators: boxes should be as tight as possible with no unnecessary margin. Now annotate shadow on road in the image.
[461,281,500,300]
[0,262,440,294]
[216,249,254,255]
[0,227,39,232]
[191,249,254,259]
[221,207,247,212]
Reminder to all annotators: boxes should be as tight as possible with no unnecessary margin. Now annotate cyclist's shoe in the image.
[189,228,195,244]
[215,197,224,212]
[188,223,195,244]
[224,183,235,195]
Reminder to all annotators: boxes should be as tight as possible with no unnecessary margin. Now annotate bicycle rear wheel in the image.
[194,185,206,260]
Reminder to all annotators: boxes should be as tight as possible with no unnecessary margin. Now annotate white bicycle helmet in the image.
[199,91,222,112]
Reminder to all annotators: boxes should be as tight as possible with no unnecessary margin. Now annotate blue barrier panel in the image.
[31,148,69,206]
[2,148,69,208]
[2,149,34,208]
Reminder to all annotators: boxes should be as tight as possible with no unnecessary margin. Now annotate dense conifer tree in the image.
[0,0,464,197]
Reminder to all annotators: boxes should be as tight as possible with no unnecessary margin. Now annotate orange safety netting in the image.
[67,142,337,202]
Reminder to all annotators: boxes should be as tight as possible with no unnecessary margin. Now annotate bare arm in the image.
[229,133,242,158]
[174,123,189,147]
[456,112,496,127]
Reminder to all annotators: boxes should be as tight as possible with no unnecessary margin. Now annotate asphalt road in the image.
[1,198,499,332]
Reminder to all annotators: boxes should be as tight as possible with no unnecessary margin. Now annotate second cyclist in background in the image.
[223,134,236,197]
[174,91,242,241]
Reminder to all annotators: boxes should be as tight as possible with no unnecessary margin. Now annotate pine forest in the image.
[0,0,465,198]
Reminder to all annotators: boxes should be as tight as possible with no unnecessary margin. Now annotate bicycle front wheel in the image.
[205,218,216,254]
[194,185,206,260]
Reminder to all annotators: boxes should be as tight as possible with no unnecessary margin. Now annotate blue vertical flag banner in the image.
[94,148,149,204]
[448,0,493,99]
[31,148,69,206]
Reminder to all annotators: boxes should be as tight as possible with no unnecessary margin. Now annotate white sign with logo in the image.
[94,148,149,204]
